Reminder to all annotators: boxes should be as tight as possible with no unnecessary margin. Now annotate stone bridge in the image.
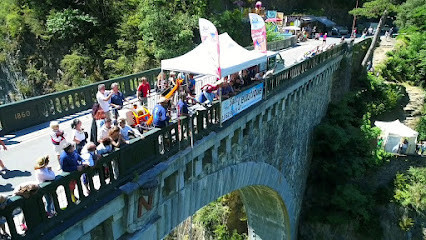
[0,39,370,240]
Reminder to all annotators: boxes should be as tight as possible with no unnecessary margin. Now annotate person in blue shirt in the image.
[188,74,196,95]
[153,97,170,128]
[177,94,189,117]
[60,143,84,173]
[60,142,84,202]
[110,82,125,120]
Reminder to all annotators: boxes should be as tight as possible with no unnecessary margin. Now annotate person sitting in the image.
[198,79,224,105]
[110,82,126,120]
[98,118,112,142]
[220,80,234,99]
[137,77,150,106]
[118,118,142,140]
[96,137,113,155]
[254,71,264,81]
[108,126,127,148]
[241,69,252,87]
[34,155,56,217]
[153,97,170,128]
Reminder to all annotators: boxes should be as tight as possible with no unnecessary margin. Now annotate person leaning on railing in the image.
[34,155,56,218]
[153,97,170,128]
[59,142,85,202]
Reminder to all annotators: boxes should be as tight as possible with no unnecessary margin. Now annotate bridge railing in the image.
[0,37,297,136]
[0,38,370,240]
[0,68,161,135]
[0,101,220,239]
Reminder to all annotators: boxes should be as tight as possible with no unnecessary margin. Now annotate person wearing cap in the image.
[137,77,151,106]
[153,97,170,128]
[96,84,113,118]
[34,155,56,217]
[49,121,67,168]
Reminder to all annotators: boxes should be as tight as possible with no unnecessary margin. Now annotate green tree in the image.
[349,0,399,67]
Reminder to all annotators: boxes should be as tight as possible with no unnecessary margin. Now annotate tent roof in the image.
[374,120,418,138]
[161,33,267,77]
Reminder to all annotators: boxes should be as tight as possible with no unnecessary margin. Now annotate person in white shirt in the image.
[96,84,113,118]
[118,118,142,141]
[49,121,67,168]
[34,156,56,217]
[71,119,87,154]
[98,118,112,142]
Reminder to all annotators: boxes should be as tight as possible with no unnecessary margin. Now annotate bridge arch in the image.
[158,161,294,240]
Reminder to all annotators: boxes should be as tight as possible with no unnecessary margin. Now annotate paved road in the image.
[0,36,365,195]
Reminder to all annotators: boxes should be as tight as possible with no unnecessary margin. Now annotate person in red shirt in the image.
[137,77,151,106]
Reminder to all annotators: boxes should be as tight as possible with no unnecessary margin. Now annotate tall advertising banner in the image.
[199,18,221,79]
[249,13,267,53]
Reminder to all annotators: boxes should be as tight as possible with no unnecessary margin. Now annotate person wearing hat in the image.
[34,155,56,217]
[153,97,170,128]
[49,121,67,168]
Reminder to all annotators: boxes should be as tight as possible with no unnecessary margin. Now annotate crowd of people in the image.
[0,66,268,235]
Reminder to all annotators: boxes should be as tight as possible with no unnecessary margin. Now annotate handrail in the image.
[0,38,372,240]
[0,37,297,135]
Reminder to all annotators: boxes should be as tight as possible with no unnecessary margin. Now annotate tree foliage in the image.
[394,167,426,214]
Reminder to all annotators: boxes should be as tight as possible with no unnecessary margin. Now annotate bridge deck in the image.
[0,37,358,196]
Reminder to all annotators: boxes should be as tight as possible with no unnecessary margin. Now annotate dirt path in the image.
[372,36,424,129]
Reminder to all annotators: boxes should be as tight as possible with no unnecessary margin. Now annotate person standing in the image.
[322,32,327,45]
[34,155,56,217]
[96,84,113,119]
[0,139,7,174]
[71,119,87,154]
[137,77,151,106]
[60,143,84,202]
[110,82,125,120]
[49,121,67,168]
[187,74,196,95]
[153,97,170,128]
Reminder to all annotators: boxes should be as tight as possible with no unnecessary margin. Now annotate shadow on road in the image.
[0,183,14,192]
[1,170,31,179]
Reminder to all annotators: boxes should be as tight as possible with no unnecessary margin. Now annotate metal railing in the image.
[0,38,371,240]
[0,37,297,136]
[0,68,160,135]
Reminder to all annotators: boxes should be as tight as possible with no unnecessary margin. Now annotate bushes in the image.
[303,71,402,236]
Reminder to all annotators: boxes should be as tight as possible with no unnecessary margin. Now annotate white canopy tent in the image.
[375,120,418,154]
[161,32,267,77]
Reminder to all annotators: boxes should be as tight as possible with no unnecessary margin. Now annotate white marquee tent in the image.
[161,33,267,77]
[375,120,418,154]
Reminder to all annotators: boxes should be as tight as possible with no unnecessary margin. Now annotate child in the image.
[49,121,67,168]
